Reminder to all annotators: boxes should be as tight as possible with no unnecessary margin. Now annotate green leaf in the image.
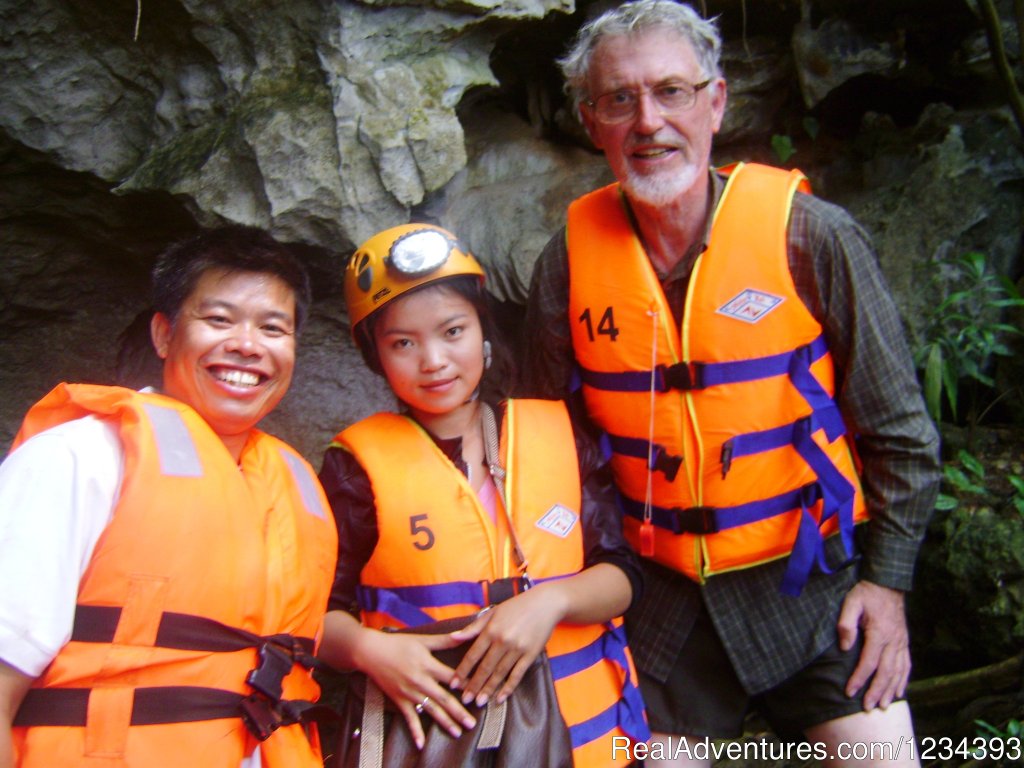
[802,116,820,140]
[923,344,943,422]
[942,465,984,494]
[959,450,985,478]
[942,362,959,421]
[963,251,986,276]
[975,719,1002,737]
[771,134,795,164]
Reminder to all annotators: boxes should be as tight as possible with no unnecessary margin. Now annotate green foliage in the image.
[770,134,795,164]
[913,251,1024,424]
[940,450,987,508]
[937,506,1024,657]
[769,119,818,165]
[940,448,1024,520]
[976,717,1022,739]
[1010,475,1024,518]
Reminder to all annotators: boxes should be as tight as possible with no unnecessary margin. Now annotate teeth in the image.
[635,148,669,157]
[216,369,260,387]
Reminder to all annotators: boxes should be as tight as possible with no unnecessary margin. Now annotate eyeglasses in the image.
[586,79,713,124]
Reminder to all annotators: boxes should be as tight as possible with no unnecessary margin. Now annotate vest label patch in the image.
[716,289,784,323]
[535,504,578,538]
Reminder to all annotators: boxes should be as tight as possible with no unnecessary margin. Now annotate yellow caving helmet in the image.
[344,223,485,331]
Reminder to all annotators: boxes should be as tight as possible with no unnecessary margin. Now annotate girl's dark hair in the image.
[354,275,516,403]
[152,225,312,332]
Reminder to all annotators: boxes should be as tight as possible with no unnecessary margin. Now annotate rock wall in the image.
[1,0,1023,468]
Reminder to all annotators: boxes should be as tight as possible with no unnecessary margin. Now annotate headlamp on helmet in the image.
[388,229,455,276]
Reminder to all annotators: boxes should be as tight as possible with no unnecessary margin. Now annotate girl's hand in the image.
[447,586,565,707]
[352,628,478,750]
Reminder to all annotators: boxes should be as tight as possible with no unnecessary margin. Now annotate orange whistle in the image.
[640,521,655,557]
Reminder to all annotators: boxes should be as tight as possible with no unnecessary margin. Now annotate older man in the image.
[0,227,337,768]
[521,0,940,763]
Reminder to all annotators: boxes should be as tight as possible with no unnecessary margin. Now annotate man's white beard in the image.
[623,161,700,207]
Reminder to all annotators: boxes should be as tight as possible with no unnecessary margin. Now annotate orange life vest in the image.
[10,384,337,768]
[566,163,868,595]
[333,399,649,766]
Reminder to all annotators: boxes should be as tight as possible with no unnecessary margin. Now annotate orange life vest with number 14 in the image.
[567,162,868,595]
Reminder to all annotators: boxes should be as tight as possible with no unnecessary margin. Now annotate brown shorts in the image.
[638,600,875,740]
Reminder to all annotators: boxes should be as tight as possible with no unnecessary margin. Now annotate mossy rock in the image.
[911,502,1024,673]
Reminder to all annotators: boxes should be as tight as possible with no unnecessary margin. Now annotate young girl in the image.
[318,224,648,766]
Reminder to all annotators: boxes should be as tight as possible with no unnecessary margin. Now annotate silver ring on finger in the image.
[414,695,431,714]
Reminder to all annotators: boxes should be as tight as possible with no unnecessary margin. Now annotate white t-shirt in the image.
[0,415,260,768]
[0,415,121,676]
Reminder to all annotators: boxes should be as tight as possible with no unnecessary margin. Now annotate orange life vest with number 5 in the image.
[333,399,649,766]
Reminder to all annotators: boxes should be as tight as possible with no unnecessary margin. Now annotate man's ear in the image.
[579,104,604,150]
[150,312,172,359]
[709,77,728,134]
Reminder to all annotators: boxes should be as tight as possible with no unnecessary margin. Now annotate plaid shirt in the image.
[518,171,941,693]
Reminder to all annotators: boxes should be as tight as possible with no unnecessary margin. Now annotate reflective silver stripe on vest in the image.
[279,448,328,519]
[142,403,204,477]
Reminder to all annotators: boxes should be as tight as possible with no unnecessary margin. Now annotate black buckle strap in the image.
[670,506,720,534]
[238,694,304,741]
[721,441,734,479]
[658,361,705,391]
[246,643,296,702]
[239,638,324,741]
[650,446,683,482]
[14,686,245,727]
[71,606,315,657]
[239,694,317,741]
[240,695,280,741]
[15,686,314,743]
[482,577,526,606]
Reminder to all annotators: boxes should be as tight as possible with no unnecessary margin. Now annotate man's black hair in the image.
[151,225,313,331]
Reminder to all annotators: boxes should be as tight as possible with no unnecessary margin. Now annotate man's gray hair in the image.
[558,0,722,111]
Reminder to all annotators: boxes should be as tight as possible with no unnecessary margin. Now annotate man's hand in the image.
[837,580,910,711]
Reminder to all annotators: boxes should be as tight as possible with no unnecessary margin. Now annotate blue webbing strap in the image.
[775,341,859,594]
[619,483,821,534]
[721,405,846,476]
[779,417,858,596]
[356,585,437,627]
[549,623,650,746]
[579,335,829,393]
[357,576,562,627]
